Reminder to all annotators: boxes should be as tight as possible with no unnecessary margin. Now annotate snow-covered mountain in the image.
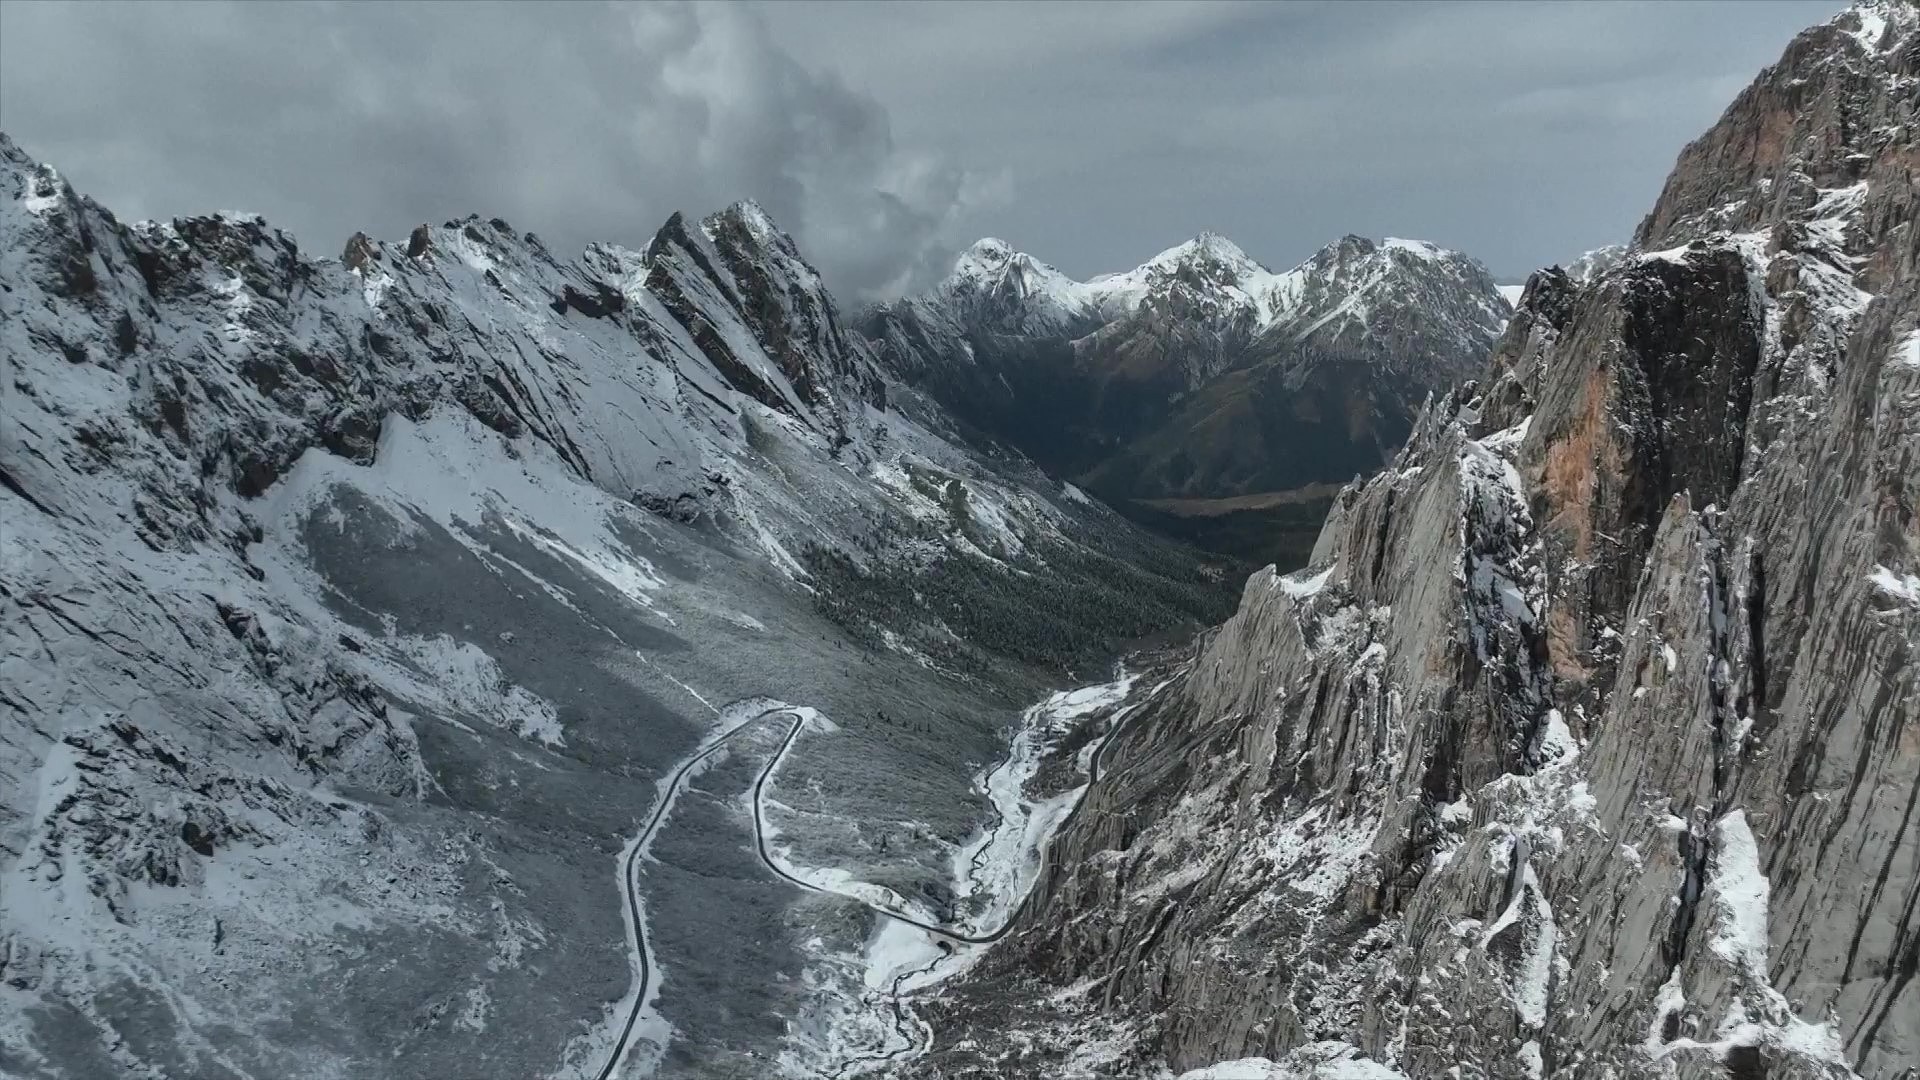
[11,2,1915,1077]
[898,2,1920,1077]
[862,229,1510,563]
[922,231,1506,381]
[0,132,1234,1078]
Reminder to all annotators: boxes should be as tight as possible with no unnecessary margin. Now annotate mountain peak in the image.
[1381,236,1445,260]
[712,198,781,243]
[964,236,1015,260]
[1303,233,1490,284]
[1144,232,1265,276]
[933,237,1099,336]
[905,227,1502,352]
[949,236,1070,283]
[949,236,1026,282]
[1636,0,1917,250]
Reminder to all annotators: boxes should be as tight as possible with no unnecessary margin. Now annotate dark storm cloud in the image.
[0,0,993,301]
[1,1,1840,298]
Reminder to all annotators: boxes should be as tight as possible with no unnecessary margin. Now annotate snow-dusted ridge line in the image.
[941,229,1503,336]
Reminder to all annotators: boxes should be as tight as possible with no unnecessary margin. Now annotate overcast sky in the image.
[0,1,1836,300]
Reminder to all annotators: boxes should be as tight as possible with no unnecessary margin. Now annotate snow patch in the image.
[1516,1040,1544,1080]
[1870,564,1920,605]
[1265,806,1377,902]
[388,633,565,747]
[358,267,396,312]
[1277,565,1336,599]
[1177,1042,1410,1080]
[1895,329,1920,369]
[20,166,62,215]
[1846,5,1889,49]
[1649,810,1858,1070]
[1384,237,1445,260]
[1706,810,1770,978]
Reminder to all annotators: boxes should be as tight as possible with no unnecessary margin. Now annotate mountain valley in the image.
[2,3,1917,1080]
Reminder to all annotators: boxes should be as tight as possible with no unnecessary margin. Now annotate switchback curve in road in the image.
[751,690,1145,946]
[596,685,1150,1079]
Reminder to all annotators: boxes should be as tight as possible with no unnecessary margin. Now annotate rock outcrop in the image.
[908,5,1920,1078]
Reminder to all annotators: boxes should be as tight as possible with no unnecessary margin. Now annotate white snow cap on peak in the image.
[938,237,1101,330]
[921,228,1505,351]
[950,237,1026,279]
[930,226,1491,336]
[708,200,808,260]
[1145,231,1266,273]
[1835,0,1920,55]
[1383,237,1447,260]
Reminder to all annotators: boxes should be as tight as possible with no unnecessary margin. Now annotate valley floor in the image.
[595,668,1163,1078]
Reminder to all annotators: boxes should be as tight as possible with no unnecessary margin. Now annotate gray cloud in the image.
[1,0,1841,299]
[759,0,1838,280]
[0,0,994,301]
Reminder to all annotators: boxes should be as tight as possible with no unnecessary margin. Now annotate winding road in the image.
[592,706,790,1080]
[593,686,1152,1080]
[750,714,1010,946]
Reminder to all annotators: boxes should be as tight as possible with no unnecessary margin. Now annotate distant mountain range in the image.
[862,230,1512,564]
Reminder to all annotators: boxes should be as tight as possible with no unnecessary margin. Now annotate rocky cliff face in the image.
[859,231,1510,550]
[905,5,1920,1078]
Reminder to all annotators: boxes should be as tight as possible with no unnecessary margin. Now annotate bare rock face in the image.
[641,200,886,445]
[906,5,1920,1078]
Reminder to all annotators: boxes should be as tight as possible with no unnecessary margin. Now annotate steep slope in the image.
[862,232,1510,565]
[903,4,1920,1078]
[0,133,1233,1078]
